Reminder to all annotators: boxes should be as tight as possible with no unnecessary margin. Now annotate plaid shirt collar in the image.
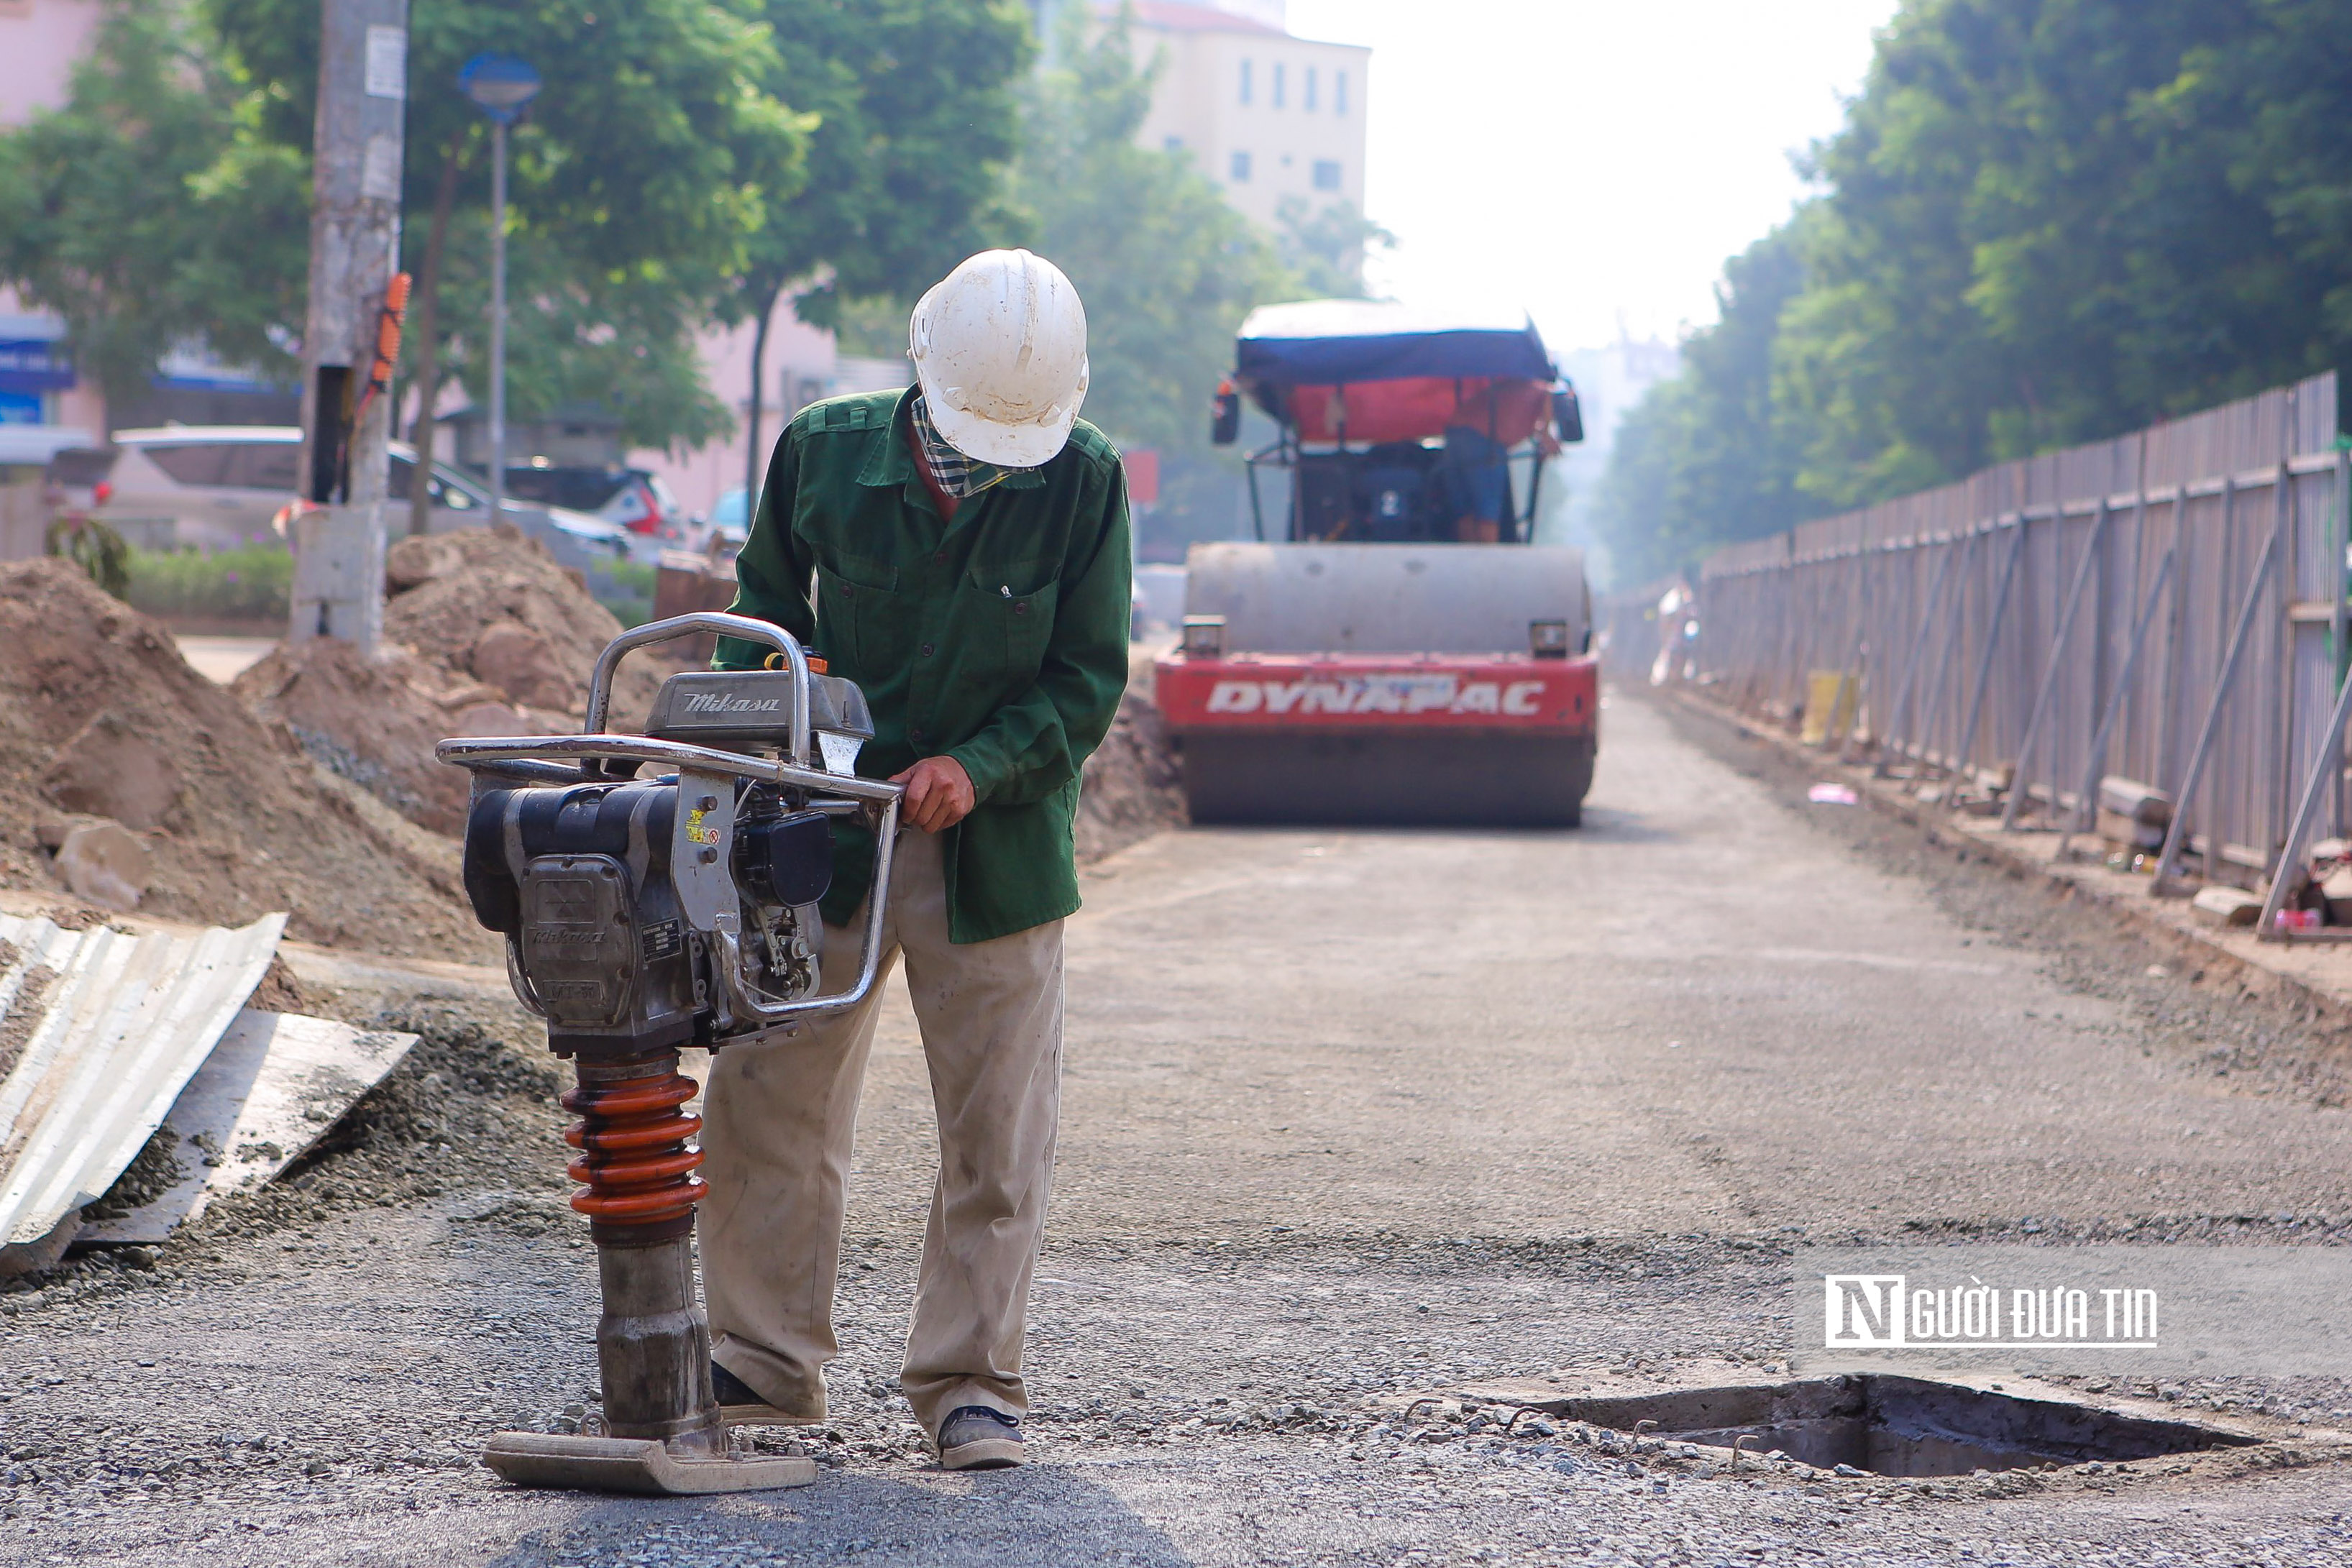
[909,392,1032,500]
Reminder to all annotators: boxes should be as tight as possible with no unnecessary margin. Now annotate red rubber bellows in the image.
[562,1068,707,1229]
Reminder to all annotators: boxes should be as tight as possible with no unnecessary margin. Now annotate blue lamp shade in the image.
[459,53,541,123]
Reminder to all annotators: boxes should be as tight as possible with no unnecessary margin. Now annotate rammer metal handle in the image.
[583,612,815,768]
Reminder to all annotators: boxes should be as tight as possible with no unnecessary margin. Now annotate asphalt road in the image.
[6,690,2352,1567]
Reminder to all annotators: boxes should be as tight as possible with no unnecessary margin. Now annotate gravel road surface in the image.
[5,691,2351,1567]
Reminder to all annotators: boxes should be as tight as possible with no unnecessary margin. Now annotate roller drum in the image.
[1184,541,1591,655]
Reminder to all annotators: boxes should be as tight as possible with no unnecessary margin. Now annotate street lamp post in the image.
[458,54,541,529]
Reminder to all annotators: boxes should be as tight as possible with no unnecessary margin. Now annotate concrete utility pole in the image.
[290,0,409,652]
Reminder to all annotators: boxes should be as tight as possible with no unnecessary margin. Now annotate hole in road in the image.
[1532,1375,2259,1477]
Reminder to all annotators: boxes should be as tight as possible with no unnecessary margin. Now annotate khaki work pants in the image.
[700,827,1064,1434]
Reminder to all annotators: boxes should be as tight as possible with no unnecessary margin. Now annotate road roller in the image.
[1155,300,1598,827]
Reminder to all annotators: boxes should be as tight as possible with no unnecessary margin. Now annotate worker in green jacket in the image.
[697,249,1130,1472]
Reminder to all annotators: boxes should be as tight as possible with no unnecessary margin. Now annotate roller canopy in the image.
[1282,377,1550,446]
[1236,300,1556,388]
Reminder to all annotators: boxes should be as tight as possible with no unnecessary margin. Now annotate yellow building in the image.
[1121,1,1371,237]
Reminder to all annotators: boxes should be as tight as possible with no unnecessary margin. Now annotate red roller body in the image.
[1155,650,1600,827]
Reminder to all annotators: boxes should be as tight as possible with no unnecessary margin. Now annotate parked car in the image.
[701,486,751,553]
[391,442,635,567]
[501,463,685,541]
[42,445,119,504]
[65,427,629,567]
[65,428,299,551]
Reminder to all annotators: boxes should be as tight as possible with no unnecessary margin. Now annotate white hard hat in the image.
[908,249,1090,468]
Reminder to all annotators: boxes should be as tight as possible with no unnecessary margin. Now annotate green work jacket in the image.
[715,387,1132,943]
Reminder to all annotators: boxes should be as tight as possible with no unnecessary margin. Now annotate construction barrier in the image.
[1683,372,2348,906]
[1595,574,1693,689]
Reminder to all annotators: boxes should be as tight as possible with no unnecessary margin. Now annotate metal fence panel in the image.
[1660,373,2341,886]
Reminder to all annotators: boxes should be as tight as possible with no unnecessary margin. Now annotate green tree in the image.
[1596,223,1824,583]
[720,0,1030,509]
[0,1,306,406]
[1772,0,2260,496]
[2138,0,2352,395]
[1600,0,2352,571]
[424,222,743,454]
[205,0,804,527]
[1006,6,1294,538]
[1590,381,1688,585]
[1274,196,1393,300]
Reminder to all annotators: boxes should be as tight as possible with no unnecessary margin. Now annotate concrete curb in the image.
[1664,687,2352,1030]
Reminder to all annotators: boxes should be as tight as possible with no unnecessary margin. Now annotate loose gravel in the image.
[4,692,2352,1565]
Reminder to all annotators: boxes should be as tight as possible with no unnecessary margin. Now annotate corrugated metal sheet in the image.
[0,912,285,1250]
[1688,373,2346,871]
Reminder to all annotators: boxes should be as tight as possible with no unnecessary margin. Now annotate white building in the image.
[1124,1,1370,236]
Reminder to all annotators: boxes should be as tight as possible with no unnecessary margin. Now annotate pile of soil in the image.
[232,640,475,836]
[239,524,1194,863]
[0,559,487,959]
[1075,689,1186,862]
[234,527,664,835]
[381,526,664,725]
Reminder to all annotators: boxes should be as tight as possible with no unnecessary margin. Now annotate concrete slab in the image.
[173,634,278,686]
[78,1009,418,1245]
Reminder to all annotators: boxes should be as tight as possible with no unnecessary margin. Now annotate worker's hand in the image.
[889,756,976,833]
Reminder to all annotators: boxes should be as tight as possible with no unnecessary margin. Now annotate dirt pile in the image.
[233,639,475,836]
[0,559,488,958]
[240,639,1187,861]
[382,526,664,726]
[235,523,1184,861]
[1075,689,1186,862]
[234,527,667,836]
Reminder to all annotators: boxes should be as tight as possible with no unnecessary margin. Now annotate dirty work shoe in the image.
[935,1405,1025,1470]
[711,1362,805,1426]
